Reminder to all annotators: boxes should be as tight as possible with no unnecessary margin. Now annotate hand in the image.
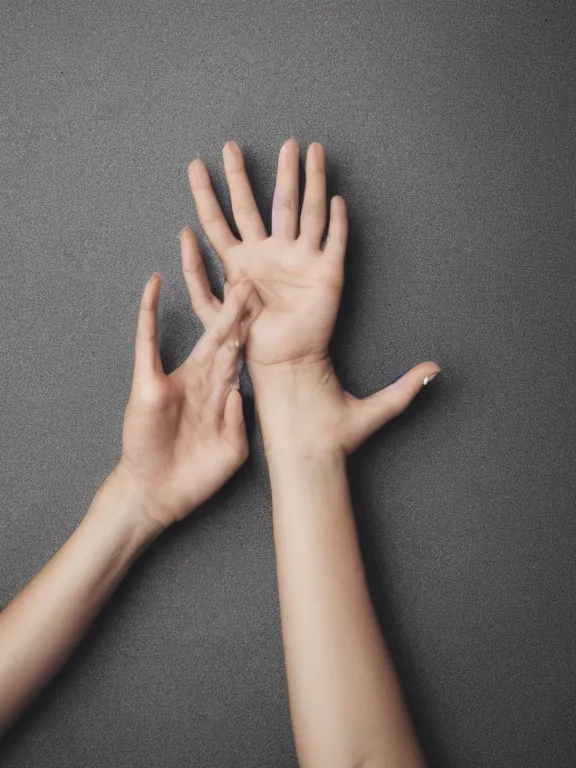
[116,271,260,530]
[183,140,341,369]
[182,139,440,454]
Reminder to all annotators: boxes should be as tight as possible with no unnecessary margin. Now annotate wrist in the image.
[248,357,346,460]
[88,463,167,545]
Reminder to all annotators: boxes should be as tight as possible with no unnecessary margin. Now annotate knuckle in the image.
[227,164,246,177]
[199,212,221,227]
[276,194,296,213]
[302,200,325,219]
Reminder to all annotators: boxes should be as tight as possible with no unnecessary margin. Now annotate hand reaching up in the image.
[183,140,341,369]
[180,140,440,455]
[118,272,260,529]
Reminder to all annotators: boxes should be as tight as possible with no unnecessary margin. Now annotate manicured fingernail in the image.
[423,372,439,386]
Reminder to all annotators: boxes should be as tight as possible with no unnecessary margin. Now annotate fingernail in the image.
[423,372,440,386]
[178,226,188,240]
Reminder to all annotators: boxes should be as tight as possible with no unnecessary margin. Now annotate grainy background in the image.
[1,1,575,766]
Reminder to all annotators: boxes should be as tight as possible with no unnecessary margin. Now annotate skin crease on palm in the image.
[181,138,441,455]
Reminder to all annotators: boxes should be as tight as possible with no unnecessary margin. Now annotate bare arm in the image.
[0,269,259,737]
[0,468,160,734]
[184,138,440,767]
[255,365,430,768]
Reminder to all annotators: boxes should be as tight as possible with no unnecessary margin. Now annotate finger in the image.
[223,389,248,448]
[179,225,221,327]
[134,273,163,377]
[299,142,327,246]
[324,195,348,262]
[344,362,441,451]
[187,158,238,258]
[272,138,300,239]
[189,280,255,366]
[210,282,258,382]
[206,282,259,404]
[223,141,267,242]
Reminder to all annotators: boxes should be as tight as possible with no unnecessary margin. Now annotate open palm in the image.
[181,140,345,368]
[180,139,440,454]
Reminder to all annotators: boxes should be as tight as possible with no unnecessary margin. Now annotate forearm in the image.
[0,465,162,735]
[255,367,425,768]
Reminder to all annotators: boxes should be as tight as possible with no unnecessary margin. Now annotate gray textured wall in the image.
[1,1,575,766]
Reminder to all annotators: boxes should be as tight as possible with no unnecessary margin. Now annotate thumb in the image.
[344,361,441,452]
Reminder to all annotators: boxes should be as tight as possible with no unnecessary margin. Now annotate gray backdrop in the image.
[1,1,575,766]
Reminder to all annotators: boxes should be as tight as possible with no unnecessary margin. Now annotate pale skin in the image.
[0,273,260,737]
[0,140,439,764]
[183,138,440,767]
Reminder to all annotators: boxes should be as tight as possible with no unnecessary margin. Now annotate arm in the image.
[0,270,259,737]
[0,467,159,734]
[254,365,431,768]
[183,138,440,766]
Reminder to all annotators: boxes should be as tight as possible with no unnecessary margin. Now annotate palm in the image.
[225,237,342,366]
[182,139,348,369]
[120,275,256,528]
[123,369,243,522]
[181,139,440,454]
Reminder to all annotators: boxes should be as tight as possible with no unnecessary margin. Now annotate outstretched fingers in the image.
[223,141,267,242]
[179,225,221,328]
[300,143,327,247]
[324,195,348,262]
[187,158,238,259]
[272,138,300,240]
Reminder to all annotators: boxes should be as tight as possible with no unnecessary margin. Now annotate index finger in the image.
[188,159,238,260]
[189,281,256,366]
